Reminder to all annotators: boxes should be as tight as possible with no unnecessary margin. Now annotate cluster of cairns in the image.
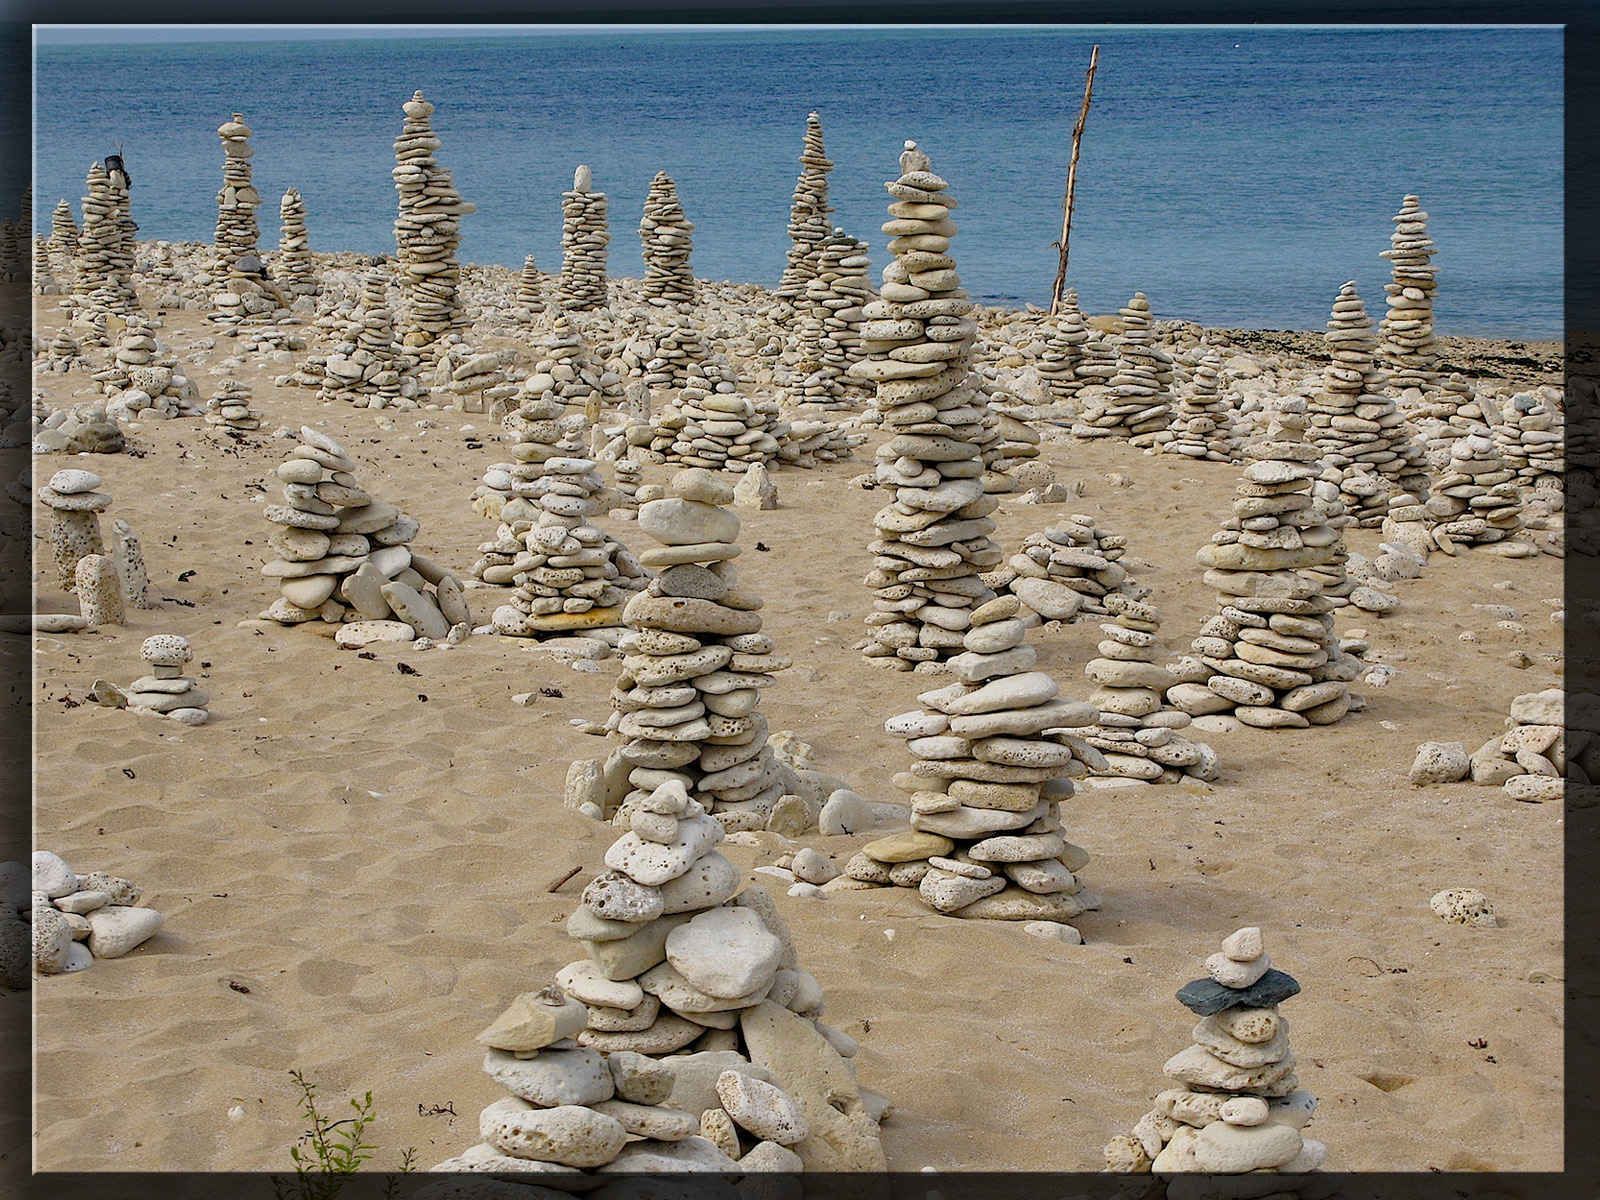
[853,142,1004,671]
[92,316,203,422]
[990,515,1144,625]
[1032,293,1093,412]
[259,425,470,644]
[93,634,211,724]
[843,594,1103,931]
[204,377,262,433]
[580,470,813,834]
[429,336,515,414]
[273,187,319,297]
[638,359,783,473]
[1166,404,1360,729]
[1410,687,1575,804]
[1154,350,1243,462]
[1072,293,1175,445]
[477,415,646,637]
[775,111,834,302]
[422,777,887,1182]
[1077,595,1220,787]
[638,171,696,309]
[311,274,421,408]
[19,853,163,979]
[558,165,610,312]
[1309,282,1428,526]
[1105,928,1329,1180]
[71,160,138,317]
[783,228,875,409]
[392,90,473,353]
[1376,194,1439,392]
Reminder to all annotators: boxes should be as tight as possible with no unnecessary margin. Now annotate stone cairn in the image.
[1033,291,1091,412]
[784,227,875,410]
[315,273,415,408]
[991,514,1144,625]
[72,162,138,317]
[392,90,472,354]
[1493,390,1564,494]
[472,390,589,527]
[1406,372,1493,465]
[117,634,210,723]
[516,254,548,318]
[638,171,696,309]
[478,418,647,638]
[775,111,834,303]
[843,593,1104,929]
[92,316,202,422]
[1423,432,1527,554]
[30,402,124,455]
[25,852,162,977]
[558,165,610,312]
[1165,405,1360,729]
[204,377,262,433]
[213,113,261,274]
[260,425,470,641]
[521,311,624,420]
[1157,351,1242,462]
[274,187,319,296]
[430,335,515,414]
[422,778,887,1181]
[1104,927,1328,1180]
[1072,293,1174,446]
[1460,688,1568,804]
[38,468,110,592]
[852,141,1004,672]
[33,237,56,295]
[639,358,782,473]
[49,198,79,262]
[1309,282,1428,526]
[1078,595,1220,786]
[589,469,803,834]
[1376,194,1439,392]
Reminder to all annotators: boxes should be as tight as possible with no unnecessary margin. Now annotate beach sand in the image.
[27,271,1564,1174]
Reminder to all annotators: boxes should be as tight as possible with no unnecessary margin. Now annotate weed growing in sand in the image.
[271,1069,415,1200]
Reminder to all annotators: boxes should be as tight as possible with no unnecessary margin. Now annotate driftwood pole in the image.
[1050,43,1100,316]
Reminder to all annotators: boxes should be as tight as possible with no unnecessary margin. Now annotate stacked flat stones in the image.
[638,172,696,309]
[28,852,162,976]
[775,112,834,302]
[1072,294,1174,445]
[852,142,1002,671]
[425,781,886,1179]
[1424,433,1527,553]
[785,228,874,409]
[430,336,514,414]
[844,594,1103,927]
[1167,406,1358,728]
[601,470,797,832]
[213,113,260,275]
[1079,595,1220,785]
[515,254,548,317]
[39,468,110,592]
[480,429,646,637]
[1034,295,1091,410]
[529,311,622,417]
[72,162,138,316]
[472,392,588,525]
[123,634,209,723]
[49,198,78,260]
[316,274,410,408]
[1376,194,1439,392]
[992,515,1142,625]
[1310,282,1427,525]
[626,317,711,396]
[392,90,472,353]
[274,188,319,296]
[1157,351,1242,462]
[643,360,781,473]
[261,425,469,638]
[1105,928,1328,1179]
[92,316,201,420]
[1494,391,1564,492]
[558,165,610,312]
[204,377,262,432]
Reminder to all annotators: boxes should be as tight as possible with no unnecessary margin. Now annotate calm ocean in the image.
[32,25,1563,339]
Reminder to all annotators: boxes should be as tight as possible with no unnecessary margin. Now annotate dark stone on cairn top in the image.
[1176,968,1301,1016]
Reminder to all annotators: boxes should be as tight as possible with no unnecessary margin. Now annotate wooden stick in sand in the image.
[1050,43,1100,316]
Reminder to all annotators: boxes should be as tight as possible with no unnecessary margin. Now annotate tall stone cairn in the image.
[559,165,610,312]
[1104,927,1328,1179]
[852,140,1003,672]
[1156,351,1242,462]
[73,162,137,315]
[1309,282,1428,526]
[516,254,548,317]
[49,199,78,262]
[392,89,472,354]
[786,227,874,409]
[1072,293,1174,445]
[1165,403,1360,729]
[275,187,319,296]
[639,172,696,309]
[775,111,834,302]
[1376,194,1439,391]
[213,113,260,275]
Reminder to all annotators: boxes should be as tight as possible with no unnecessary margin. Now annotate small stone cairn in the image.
[524,311,624,418]
[1406,372,1494,467]
[314,273,417,408]
[1078,595,1220,786]
[1376,194,1439,392]
[49,198,79,261]
[639,171,696,309]
[392,90,473,354]
[1493,390,1564,495]
[33,237,57,295]
[30,401,124,455]
[213,113,260,275]
[852,141,1002,671]
[1072,293,1174,445]
[775,111,834,303]
[1034,292,1092,411]
[558,165,610,313]
[24,852,162,977]
[1423,432,1528,554]
[274,187,319,296]
[1412,687,1571,804]
[843,593,1104,928]
[1156,350,1242,462]
[260,425,470,641]
[641,358,782,473]
[991,514,1145,625]
[115,633,211,723]
[590,469,802,833]
[204,377,262,433]
[422,778,887,1180]
[1104,927,1329,1179]
[91,315,203,422]
[1166,405,1359,728]
[38,467,110,592]
[471,391,589,526]
[515,254,548,318]
[71,161,138,317]
[430,335,515,414]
